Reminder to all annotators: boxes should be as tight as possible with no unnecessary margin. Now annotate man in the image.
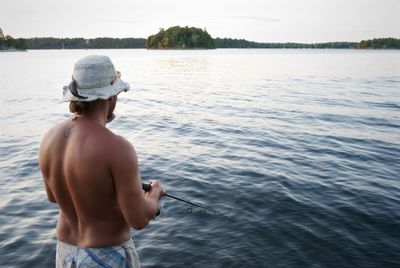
[39,55,164,268]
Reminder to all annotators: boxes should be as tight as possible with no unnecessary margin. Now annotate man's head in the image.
[63,55,130,119]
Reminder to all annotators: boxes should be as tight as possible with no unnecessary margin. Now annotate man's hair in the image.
[69,101,92,114]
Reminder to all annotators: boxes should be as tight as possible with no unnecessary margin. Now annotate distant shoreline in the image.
[2,37,399,50]
[0,48,26,52]
[7,48,400,52]
[2,26,399,50]
[22,37,400,50]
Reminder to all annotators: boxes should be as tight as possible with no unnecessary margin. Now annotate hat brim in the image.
[62,78,131,102]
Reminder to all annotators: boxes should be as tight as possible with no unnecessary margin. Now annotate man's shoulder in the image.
[106,134,138,167]
[103,133,136,155]
[40,120,69,147]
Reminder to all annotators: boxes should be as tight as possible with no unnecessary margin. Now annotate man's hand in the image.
[146,180,166,199]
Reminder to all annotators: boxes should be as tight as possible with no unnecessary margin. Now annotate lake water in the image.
[0,49,399,267]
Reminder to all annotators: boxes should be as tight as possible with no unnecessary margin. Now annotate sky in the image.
[1,0,399,43]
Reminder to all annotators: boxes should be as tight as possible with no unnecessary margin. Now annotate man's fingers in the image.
[161,188,167,196]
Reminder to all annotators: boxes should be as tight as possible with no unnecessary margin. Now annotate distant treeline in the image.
[357,38,400,49]
[25,37,146,49]
[145,26,215,49]
[215,37,400,49]
[0,37,27,50]
[2,27,399,51]
[214,38,357,49]
[20,37,400,50]
[0,28,28,50]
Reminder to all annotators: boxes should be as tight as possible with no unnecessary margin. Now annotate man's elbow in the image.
[48,196,57,203]
[129,217,151,230]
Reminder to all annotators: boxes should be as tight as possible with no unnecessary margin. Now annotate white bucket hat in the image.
[62,55,130,102]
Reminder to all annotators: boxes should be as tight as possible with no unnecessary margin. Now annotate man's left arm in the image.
[43,179,57,203]
[39,133,57,204]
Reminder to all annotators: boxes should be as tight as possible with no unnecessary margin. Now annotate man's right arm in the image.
[110,136,163,230]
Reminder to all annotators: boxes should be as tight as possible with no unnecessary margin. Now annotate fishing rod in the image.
[142,182,220,215]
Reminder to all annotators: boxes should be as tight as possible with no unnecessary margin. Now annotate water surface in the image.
[0,49,399,267]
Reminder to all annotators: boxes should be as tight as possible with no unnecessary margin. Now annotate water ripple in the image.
[1,49,400,267]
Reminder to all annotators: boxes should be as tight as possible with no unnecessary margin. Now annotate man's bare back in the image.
[40,113,163,248]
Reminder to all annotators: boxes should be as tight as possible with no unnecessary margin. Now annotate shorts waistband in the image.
[57,239,134,249]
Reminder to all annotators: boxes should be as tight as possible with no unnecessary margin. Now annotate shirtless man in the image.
[39,55,164,268]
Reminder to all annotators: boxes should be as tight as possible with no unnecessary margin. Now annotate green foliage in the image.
[20,36,400,50]
[24,37,145,49]
[0,35,27,50]
[2,24,398,50]
[14,38,27,50]
[87,38,146,49]
[357,38,400,49]
[145,26,215,49]
[214,37,399,49]
[214,38,356,49]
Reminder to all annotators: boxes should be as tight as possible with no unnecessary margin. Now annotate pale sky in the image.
[1,0,399,43]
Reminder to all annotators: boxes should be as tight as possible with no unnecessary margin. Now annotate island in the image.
[145,26,215,49]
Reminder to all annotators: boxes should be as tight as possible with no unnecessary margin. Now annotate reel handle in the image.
[142,182,152,192]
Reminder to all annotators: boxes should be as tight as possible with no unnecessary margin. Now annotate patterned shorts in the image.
[56,239,140,268]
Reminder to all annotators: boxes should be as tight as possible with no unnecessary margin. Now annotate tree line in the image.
[214,38,357,49]
[18,37,400,50]
[357,38,400,49]
[0,36,27,50]
[1,25,399,50]
[24,37,146,49]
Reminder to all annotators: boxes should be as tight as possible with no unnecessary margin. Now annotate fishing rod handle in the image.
[141,182,161,217]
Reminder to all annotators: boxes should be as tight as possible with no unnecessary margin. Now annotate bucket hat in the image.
[62,55,130,102]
